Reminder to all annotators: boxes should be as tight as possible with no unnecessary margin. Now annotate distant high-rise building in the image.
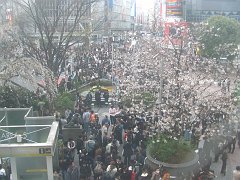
[33,0,92,33]
[0,0,13,25]
[185,0,240,22]
[92,0,132,41]
[159,0,240,23]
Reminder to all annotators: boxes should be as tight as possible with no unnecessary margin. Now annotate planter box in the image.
[145,148,199,176]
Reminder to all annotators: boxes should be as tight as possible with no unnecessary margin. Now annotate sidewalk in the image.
[211,146,240,179]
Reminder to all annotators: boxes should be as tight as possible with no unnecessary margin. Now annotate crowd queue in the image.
[52,35,240,180]
[56,102,240,180]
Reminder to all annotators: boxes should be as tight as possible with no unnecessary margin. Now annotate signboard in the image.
[39,148,51,155]
[166,0,183,17]
[0,146,53,157]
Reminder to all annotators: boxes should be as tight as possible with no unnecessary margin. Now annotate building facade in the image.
[92,0,133,41]
[33,0,92,33]
[0,0,14,26]
[159,0,185,23]
[186,0,240,22]
[159,0,240,23]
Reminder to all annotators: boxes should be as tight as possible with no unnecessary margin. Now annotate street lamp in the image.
[111,34,114,83]
[183,0,187,21]
[110,34,117,103]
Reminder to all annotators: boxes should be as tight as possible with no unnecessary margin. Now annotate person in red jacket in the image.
[129,166,136,180]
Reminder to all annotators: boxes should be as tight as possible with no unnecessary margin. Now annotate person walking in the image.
[123,140,133,166]
[101,115,110,127]
[90,110,97,125]
[82,109,90,135]
[93,160,104,180]
[220,149,228,176]
[76,135,84,154]
[109,105,117,125]
[0,164,6,180]
[53,169,63,180]
[151,168,161,180]
[66,161,80,180]
[67,138,76,161]
[237,130,240,148]
[85,92,92,108]
[79,149,92,180]
[113,120,123,144]
[103,90,110,105]
[226,78,230,92]
[231,137,236,153]
[95,90,101,106]
[85,135,96,158]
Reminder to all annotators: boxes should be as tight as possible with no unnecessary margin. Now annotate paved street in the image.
[211,146,240,179]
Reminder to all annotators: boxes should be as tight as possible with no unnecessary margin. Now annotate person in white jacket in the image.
[0,164,6,178]
[109,105,117,125]
[105,161,117,178]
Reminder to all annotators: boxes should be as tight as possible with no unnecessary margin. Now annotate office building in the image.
[186,0,240,22]
[92,0,133,41]
[159,0,240,23]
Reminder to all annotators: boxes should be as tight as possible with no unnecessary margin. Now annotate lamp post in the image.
[104,0,109,36]
[111,35,114,84]
[183,0,187,21]
[111,35,116,103]
[158,57,164,106]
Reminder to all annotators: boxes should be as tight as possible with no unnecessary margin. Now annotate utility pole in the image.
[154,53,164,114]
[183,0,187,21]
[104,0,109,36]
[158,56,164,108]
[111,36,114,85]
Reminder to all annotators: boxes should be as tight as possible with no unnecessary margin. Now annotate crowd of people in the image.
[52,32,240,180]
[58,43,118,92]
[56,103,240,180]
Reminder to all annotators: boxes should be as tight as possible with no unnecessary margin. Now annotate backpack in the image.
[94,162,103,175]
[87,140,95,152]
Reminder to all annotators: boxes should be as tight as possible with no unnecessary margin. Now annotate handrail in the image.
[0,115,6,124]
[24,107,33,118]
